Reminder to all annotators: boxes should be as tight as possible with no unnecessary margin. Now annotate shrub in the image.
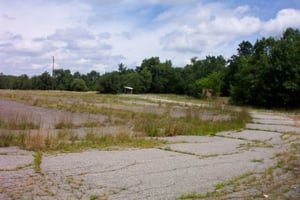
[71,78,88,92]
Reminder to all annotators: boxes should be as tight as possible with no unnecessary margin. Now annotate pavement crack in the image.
[78,161,139,176]
[158,146,199,157]
[0,163,32,172]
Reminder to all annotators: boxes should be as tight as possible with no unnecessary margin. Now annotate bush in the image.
[71,78,88,92]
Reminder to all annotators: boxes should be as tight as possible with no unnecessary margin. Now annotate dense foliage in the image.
[0,28,299,108]
[229,28,300,107]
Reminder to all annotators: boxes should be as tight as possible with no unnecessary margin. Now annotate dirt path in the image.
[0,109,300,199]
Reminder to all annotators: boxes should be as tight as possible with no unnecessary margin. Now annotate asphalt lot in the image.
[1,110,300,199]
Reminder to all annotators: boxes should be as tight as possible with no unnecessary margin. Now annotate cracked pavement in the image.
[1,111,300,199]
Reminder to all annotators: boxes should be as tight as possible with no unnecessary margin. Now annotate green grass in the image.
[0,90,250,155]
[239,140,274,150]
[55,121,75,129]
[180,172,254,199]
[180,141,300,199]
[250,158,264,163]
[0,114,39,130]
[134,108,250,137]
[0,90,251,137]
[0,131,27,148]
[59,132,164,152]
[0,90,251,154]
[0,130,165,152]
[34,151,42,173]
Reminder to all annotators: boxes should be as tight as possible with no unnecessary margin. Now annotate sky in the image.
[0,0,300,76]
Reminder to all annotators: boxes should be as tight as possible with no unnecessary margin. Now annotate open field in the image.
[0,90,299,199]
[0,90,249,141]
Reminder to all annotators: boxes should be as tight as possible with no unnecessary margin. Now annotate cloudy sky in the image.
[0,0,300,76]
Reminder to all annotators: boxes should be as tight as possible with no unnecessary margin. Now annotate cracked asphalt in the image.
[1,111,300,199]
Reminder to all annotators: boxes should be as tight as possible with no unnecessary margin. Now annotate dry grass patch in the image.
[134,108,250,137]
[0,130,164,152]
[0,90,251,140]
[0,113,40,130]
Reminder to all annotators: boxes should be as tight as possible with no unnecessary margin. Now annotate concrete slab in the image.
[157,135,216,143]
[252,118,296,125]
[167,137,247,156]
[41,147,277,200]
[247,123,300,133]
[218,130,282,145]
[0,147,33,170]
[249,112,289,120]
[1,109,299,199]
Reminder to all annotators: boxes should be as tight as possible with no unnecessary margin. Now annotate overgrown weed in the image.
[0,130,163,152]
[34,151,42,173]
[180,142,300,199]
[134,107,250,137]
[0,90,251,138]
[0,113,39,130]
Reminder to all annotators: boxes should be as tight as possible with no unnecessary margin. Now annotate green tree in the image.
[222,41,253,96]
[150,60,173,93]
[71,78,88,91]
[196,71,223,98]
[13,74,32,89]
[183,56,226,97]
[122,72,143,93]
[53,69,73,90]
[98,71,122,94]
[73,71,82,79]
[136,57,176,93]
[83,70,100,91]
[34,71,53,90]
[0,74,14,89]
[230,28,300,107]
[237,40,253,57]
[138,67,152,93]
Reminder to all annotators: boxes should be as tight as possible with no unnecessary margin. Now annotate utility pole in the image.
[52,56,55,90]
[52,56,55,77]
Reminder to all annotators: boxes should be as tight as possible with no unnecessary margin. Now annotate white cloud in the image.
[76,58,91,64]
[158,3,261,55]
[0,1,300,76]
[263,9,300,34]
[2,14,16,21]
[157,4,300,59]
[234,5,250,15]
[145,0,197,5]
[0,1,92,38]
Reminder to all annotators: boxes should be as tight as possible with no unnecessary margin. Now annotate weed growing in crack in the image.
[90,194,100,200]
[180,141,300,199]
[34,151,42,174]
[250,158,264,163]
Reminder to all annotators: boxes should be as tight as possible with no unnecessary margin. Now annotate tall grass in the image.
[134,107,250,137]
[0,113,40,130]
[0,90,251,139]
[0,130,163,152]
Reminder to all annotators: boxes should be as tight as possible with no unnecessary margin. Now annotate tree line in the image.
[0,28,299,108]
